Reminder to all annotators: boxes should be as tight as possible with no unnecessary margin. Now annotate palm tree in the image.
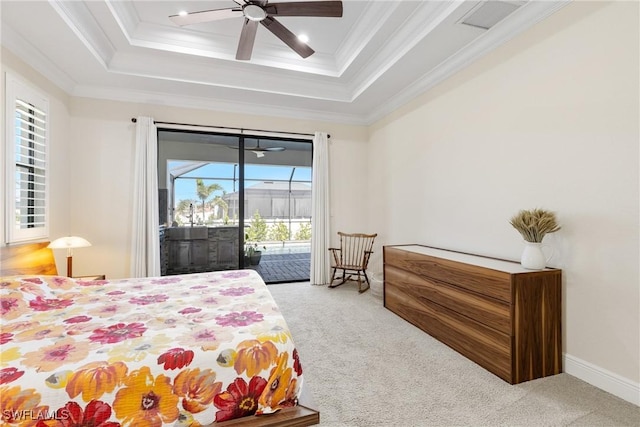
[196,179,223,224]
[209,195,229,223]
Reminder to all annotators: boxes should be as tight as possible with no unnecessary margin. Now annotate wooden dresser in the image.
[383,244,562,384]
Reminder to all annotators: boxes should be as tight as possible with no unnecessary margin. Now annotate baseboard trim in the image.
[564,353,639,406]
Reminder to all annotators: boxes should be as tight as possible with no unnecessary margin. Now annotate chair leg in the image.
[358,270,370,293]
[329,269,370,292]
[329,269,348,288]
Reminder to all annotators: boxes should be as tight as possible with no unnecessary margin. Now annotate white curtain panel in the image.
[130,117,161,277]
[310,131,331,285]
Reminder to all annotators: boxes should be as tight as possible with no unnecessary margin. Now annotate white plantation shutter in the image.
[5,73,50,243]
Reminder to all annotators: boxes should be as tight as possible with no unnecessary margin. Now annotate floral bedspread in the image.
[0,270,303,426]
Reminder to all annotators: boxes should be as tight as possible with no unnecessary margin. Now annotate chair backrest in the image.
[337,232,377,268]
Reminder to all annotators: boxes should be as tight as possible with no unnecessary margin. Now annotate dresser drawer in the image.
[383,245,562,384]
[385,247,512,303]
[385,265,511,335]
[385,283,512,382]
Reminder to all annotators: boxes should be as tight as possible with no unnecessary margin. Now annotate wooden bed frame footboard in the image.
[0,241,320,426]
[213,386,319,426]
[213,403,319,427]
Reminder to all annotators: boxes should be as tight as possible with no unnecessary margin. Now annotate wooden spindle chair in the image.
[328,232,377,293]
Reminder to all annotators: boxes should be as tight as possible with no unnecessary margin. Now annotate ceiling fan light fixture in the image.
[171,1,343,59]
[244,4,267,21]
[297,34,309,43]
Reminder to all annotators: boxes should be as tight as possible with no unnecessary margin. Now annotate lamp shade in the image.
[48,236,92,249]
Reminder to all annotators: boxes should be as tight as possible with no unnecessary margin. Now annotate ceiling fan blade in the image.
[228,146,285,153]
[169,8,243,26]
[260,16,314,58]
[265,1,343,17]
[236,18,259,60]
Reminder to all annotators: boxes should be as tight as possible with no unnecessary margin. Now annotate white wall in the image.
[368,0,639,402]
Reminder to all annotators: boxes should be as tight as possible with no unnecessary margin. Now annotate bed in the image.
[0,242,319,427]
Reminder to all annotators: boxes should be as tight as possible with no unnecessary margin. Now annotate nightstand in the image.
[73,275,106,280]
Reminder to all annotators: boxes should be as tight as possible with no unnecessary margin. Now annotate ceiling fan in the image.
[169,0,343,60]
[229,139,286,157]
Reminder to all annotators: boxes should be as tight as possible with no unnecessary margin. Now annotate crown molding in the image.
[107,50,351,101]
[333,1,402,74]
[1,24,76,94]
[348,0,466,101]
[49,0,115,68]
[72,84,368,126]
[365,0,572,125]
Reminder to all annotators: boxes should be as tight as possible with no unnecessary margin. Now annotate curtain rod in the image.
[130,118,329,138]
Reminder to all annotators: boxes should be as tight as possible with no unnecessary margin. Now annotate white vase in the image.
[520,242,548,270]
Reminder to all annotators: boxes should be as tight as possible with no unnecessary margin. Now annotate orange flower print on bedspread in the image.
[173,368,222,413]
[259,352,297,412]
[233,340,278,377]
[178,327,233,352]
[112,366,179,427]
[0,385,49,427]
[14,324,65,342]
[21,338,90,373]
[1,292,28,320]
[65,361,128,402]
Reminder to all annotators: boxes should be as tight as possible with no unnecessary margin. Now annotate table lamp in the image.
[48,236,92,277]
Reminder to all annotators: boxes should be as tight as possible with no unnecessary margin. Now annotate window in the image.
[4,73,49,243]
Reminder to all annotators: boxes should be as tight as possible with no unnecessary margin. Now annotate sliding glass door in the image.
[242,137,312,283]
[157,130,312,283]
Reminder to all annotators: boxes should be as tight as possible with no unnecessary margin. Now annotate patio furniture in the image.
[328,232,377,293]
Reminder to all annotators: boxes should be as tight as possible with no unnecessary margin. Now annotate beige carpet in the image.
[268,281,640,427]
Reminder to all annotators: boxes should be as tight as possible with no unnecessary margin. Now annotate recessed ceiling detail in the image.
[0,0,569,125]
[169,1,344,61]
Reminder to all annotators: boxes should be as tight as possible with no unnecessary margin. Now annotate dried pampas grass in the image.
[509,208,561,243]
